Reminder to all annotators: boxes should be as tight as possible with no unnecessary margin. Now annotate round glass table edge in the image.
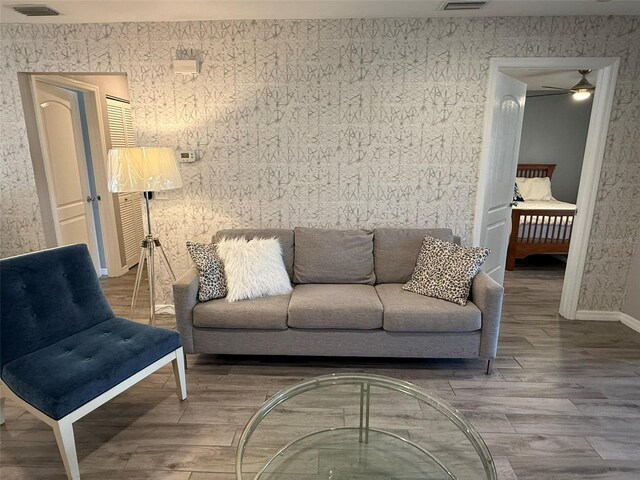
[236,372,497,480]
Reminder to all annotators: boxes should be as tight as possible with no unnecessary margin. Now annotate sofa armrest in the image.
[173,267,199,353]
[470,271,504,360]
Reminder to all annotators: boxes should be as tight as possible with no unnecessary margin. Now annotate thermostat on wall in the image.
[178,151,196,163]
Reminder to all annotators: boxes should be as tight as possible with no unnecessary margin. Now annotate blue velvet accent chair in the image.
[0,244,187,480]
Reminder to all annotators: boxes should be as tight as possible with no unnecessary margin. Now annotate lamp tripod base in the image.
[130,235,176,325]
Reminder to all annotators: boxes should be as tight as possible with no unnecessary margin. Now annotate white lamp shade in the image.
[107,147,183,192]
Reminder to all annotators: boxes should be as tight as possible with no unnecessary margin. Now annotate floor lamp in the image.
[107,147,183,324]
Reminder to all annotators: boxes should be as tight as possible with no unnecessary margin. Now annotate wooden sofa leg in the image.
[172,347,188,401]
[486,359,493,375]
[0,383,6,425]
[0,395,5,425]
[52,420,80,480]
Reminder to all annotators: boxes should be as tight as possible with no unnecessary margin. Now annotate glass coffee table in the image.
[236,373,497,479]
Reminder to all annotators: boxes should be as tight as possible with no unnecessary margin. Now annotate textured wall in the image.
[1,17,639,310]
[518,94,592,204]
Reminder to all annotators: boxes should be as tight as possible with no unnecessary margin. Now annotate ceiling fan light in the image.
[573,90,592,101]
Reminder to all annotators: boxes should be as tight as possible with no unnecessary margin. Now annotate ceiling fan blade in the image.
[527,92,569,98]
[541,85,572,92]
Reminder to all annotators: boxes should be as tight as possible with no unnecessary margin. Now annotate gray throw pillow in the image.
[403,236,490,306]
[186,242,227,302]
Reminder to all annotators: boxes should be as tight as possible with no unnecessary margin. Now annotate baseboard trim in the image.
[155,304,175,315]
[620,312,640,333]
[576,310,640,333]
[575,310,621,321]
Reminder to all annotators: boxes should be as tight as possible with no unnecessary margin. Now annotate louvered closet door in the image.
[119,193,144,266]
[107,98,145,268]
[107,101,127,147]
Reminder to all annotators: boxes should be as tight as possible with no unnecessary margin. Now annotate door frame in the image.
[19,74,125,276]
[473,57,620,320]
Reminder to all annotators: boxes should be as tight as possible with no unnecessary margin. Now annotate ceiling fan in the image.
[528,70,596,100]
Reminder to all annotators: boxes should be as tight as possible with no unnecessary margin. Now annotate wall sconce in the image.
[174,59,199,75]
[174,49,202,75]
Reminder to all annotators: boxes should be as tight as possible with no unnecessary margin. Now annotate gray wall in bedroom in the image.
[623,244,640,320]
[517,93,593,204]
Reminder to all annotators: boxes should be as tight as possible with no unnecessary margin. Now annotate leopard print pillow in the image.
[403,236,490,306]
[513,182,524,202]
[186,242,228,302]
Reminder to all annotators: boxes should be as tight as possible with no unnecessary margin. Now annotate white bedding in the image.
[513,199,576,211]
[513,200,576,241]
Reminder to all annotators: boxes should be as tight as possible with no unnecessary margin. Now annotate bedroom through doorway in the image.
[474,57,619,320]
[504,69,594,276]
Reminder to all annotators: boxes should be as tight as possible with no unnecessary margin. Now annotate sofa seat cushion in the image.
[376,284,481,333]
[193,293,291,330]
[288,284,383,330]
[1,317,181,420]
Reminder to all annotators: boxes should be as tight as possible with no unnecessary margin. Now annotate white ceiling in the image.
[503,68,598,91]
[1,0,640,24]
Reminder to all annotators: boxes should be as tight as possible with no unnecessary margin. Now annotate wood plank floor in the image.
[2,258,640,479]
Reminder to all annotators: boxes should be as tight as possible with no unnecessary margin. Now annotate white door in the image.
[35,81,101,273]
[477,72,527,284]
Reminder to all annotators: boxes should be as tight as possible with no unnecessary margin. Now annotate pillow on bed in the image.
[516,177,553,201]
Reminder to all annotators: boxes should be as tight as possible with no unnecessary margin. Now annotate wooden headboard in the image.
[517,164,556,178]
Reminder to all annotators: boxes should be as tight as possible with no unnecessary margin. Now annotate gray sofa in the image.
[174,227,504,370]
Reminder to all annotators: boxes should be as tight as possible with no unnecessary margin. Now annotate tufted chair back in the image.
[0,244,114,369]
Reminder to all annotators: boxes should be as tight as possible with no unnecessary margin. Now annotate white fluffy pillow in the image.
[515,177,553,201]
[216,237,292,302]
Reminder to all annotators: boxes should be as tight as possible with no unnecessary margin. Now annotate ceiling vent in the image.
[442,1,488,10]
[12,4,60,16]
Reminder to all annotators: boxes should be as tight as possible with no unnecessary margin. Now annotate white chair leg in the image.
[52,420,80,480]
[172,347,187,400]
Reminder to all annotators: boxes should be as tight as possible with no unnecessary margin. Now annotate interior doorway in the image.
[504,69,595,276]
[19,73,144,277]
[474,57,620,320]
[31,79,103,273]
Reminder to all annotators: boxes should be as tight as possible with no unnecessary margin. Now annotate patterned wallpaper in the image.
[1,16,639,310]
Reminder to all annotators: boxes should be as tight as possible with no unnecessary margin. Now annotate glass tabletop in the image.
[236,373,497,480]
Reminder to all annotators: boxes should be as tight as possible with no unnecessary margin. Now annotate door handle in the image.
[86,195,101,203]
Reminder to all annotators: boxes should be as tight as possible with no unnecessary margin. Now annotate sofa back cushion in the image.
[214,228,295,280]
[374,228,454,284]
[293,227,375,284]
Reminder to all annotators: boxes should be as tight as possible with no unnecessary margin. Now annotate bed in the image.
[506,164,576,271]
